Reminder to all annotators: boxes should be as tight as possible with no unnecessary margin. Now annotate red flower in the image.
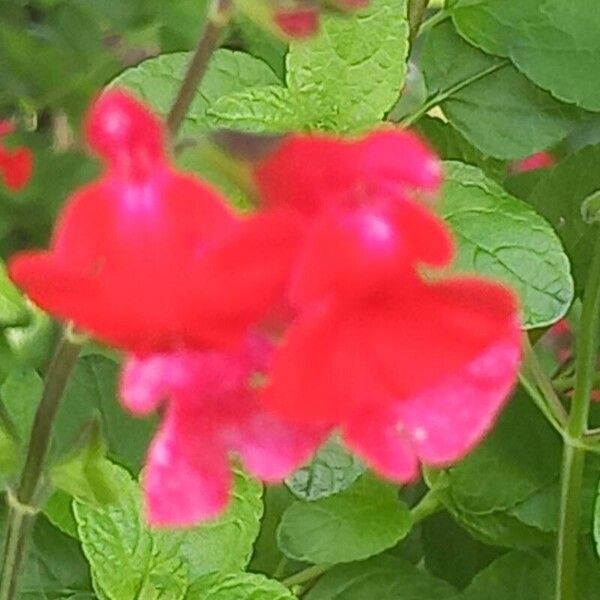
[512,151,555,173]
[121,335,326,526]
[252,131,522,480]
[9,91,296,353]
[0,121,33,192]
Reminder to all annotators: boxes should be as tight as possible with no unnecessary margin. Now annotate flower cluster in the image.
[9,91,521,526]
[0,121,33,192]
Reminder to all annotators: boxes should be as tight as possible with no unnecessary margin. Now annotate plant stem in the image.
[0,334,81,600]
[282,564,330,588]
[418,8,449,34]
[556,234,600,600]
[401,59,510,127]
[167,0,231,137]
[520,335,568,430]
[410,489,442,524]
[408,0,430,43]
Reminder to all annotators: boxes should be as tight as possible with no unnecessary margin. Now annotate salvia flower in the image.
[252,131,522,481]
[0,120,33,192]
[512,151,555,173]
[234,0,368,40]
[9,91,317,527]
[9,91,297,354]
[121,335,326,526]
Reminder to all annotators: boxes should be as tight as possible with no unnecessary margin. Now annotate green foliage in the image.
[186,572,296,600]
[421,21,589,159]
[452,0,600,111]
[277,475,412,564]
[304,555,457,600]
[285,437,365,502]
[3,0,600,597]
[73,463,263,599]
[208,0,409,132]
[441,162,574,328]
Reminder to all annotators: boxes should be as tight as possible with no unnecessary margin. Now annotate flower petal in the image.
[396,326,521,465]
[144,417,231,527]
[343,412,418,482]
[229,410,327,481]
[263,303,393,422]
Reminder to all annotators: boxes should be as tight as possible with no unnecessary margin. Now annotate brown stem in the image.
[166,0,232,138]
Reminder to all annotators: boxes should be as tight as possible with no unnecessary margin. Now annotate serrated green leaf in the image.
[73,463,188,600]
[286,0,408,131]
[176,468,263,579]
[112,49,280,137]
[444,391,561,515]
[460,551,553,600]
[304,555,457,600]
[452,0,600,111]
[186,572,296,600]
[207,86,300,133]
[441,161,574,328]
[210,0,408,133]
[421,21,588,159]
[527,144,600,293]
[285,437,365,502]
[278,475,411,564]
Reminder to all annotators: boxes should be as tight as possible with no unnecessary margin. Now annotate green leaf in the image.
[445,505,554,550]
[50,419,120,506]
[460,551,553,600]
[452,0,600,111]
[277,474,411,564]
[1,368,43,440]
[73,462,263,598]
[422,511,504,589]
[285,437,365,502]
[112,49,280,137]
[207,86,300,133]
[58,355,154,472]
[509,454,599,534]
[416,116,505,181]
[421,21,588,159]
[186,572,296,600]
[176,468,263,579]
[286,0,408,131]
[444,390,561,515]
[527,144,600,293]
[441,161,574,329]
[304,555,457,600]
[73,463,188,600]
[0,507,94,599]
[249,485,296,576]
[44,489,80,539]
[0,261,29,328]
[209,0,409,133]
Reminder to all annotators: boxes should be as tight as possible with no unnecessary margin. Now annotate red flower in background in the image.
[0,121,33,192]
[9,91,297,353]
[252,131,522,480]
[238,0,369,40]
[121,335,326,526]
[512,151,555,173]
